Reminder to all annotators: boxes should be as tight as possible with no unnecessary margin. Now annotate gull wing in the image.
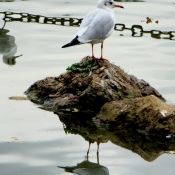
[76,9,115,43]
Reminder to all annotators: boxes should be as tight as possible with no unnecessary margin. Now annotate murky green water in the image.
[0,0,175,175]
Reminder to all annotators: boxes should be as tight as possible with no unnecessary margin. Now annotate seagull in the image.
[62,0,124,59]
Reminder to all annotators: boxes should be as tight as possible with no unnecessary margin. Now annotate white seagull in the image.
[62,0,124,60]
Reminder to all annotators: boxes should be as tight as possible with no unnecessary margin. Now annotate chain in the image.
[1,11,174,40]
[115,23,175,40]
[0,11,83,27]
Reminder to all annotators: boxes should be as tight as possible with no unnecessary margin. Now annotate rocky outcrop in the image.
[25,56,164,114]
[25,56,175,136]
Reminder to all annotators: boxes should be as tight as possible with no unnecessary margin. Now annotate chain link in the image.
[1,11,174,40]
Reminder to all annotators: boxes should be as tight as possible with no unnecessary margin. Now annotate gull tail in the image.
[62,35,82,48]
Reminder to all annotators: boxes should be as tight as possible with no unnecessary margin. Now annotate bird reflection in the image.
[0,28,22,65]
[58,154,109,175]
[87,142,100,164]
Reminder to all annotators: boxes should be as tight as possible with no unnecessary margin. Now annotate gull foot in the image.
[99,57,109,61]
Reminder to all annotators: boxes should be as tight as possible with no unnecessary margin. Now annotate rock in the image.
[25,56,164,116]
[24,56,175,160]
[25,56,175,136]
[94,95,175,136]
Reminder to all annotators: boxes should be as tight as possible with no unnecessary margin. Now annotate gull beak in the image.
[115,5,124,9]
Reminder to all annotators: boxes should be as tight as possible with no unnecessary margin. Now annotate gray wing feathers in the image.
[74,11,96,37]
[77,9,115,43]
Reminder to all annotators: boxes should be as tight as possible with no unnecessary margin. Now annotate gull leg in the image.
[100,42,108,61]
[100,42,103,59]
[97,142,100,164]
[91,44,95,58]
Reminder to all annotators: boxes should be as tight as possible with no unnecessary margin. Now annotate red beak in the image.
[115,5,124,9]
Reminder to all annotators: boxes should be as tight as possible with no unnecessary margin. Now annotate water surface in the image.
[0,0,175,175]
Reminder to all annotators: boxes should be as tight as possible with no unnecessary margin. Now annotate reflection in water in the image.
[58,156,109,175]
[0,27,22,65]
[60,112,175,162]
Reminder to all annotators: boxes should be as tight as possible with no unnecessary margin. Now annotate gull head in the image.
[97,0,124,9]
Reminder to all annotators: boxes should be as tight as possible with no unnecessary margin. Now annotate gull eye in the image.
[109,2,112,5]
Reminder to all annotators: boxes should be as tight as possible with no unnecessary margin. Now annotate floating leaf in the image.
[146,17,152,24]
[9,96,29,100]
[3,137,22,143]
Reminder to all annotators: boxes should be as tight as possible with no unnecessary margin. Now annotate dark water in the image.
[0,0,175,175]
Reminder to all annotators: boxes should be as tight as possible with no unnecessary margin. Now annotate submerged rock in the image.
[25,56,175,136]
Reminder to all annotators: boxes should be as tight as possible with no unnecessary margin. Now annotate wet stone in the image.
[25,56,175,136]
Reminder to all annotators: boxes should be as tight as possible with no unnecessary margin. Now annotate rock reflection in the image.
[0,28,22,65]
[58,156,109,175]
[60,112,175,162]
